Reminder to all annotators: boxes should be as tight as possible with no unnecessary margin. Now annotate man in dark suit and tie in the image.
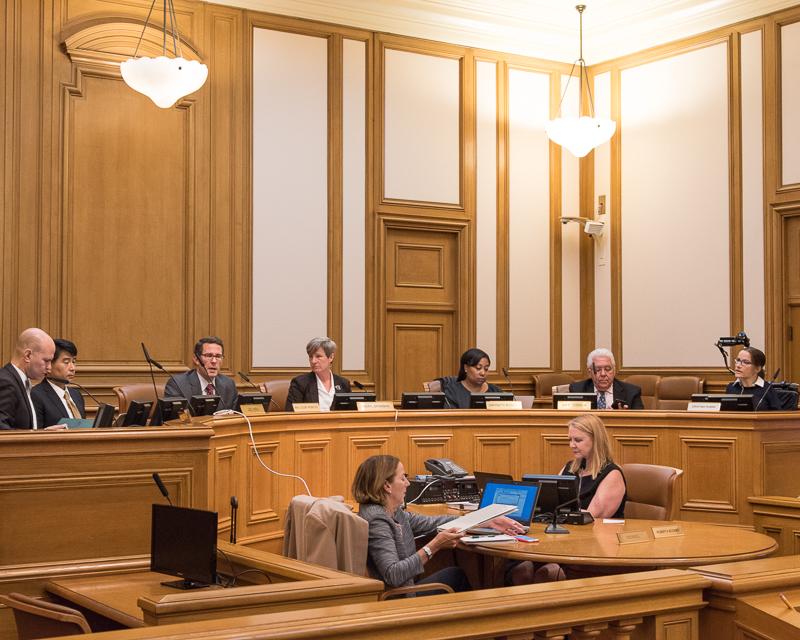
[31,338,86,427]
[569,348,644,410]
[0,328,60,430]
[164,336,238,410]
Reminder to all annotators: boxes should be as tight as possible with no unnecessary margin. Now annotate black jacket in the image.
[569,378,644,410]
[0,363,34,429]
[285,372,351,411]
[31,380,86,426]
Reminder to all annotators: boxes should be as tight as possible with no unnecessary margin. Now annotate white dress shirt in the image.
[12,363,38,428]
[316,375,335,412]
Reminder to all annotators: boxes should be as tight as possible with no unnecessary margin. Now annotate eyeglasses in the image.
[592,366,614,374]
[201,353,224,360]
[734,358,753,366]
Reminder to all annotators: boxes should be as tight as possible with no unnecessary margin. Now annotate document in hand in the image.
[437,503,517,533]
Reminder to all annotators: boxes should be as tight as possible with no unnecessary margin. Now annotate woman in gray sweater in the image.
[353,455,523,593]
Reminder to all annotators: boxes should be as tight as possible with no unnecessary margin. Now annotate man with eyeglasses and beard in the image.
[165,336,238,410]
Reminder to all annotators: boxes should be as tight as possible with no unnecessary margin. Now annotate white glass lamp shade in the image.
[545,116,617,158]
[120,56,208,109]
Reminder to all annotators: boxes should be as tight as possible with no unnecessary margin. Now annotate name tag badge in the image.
[617,530,650,545]
[356,401,395,412]
[651,524,684,539]
[485,400,523,410]
[292,403,321,413]
[557,400,593,410]
[688,402,721,412]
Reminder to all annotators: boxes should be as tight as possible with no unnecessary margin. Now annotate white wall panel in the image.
[593,72,613,351]
[476,60,498,367]
[621,43,729,367]
[384,49,460,203]
[742,31,765,349]
[561,75,581,371]
[782,21,800,186]
[508,68,551,368]
[342,39,366,371]
[252,29,328,367]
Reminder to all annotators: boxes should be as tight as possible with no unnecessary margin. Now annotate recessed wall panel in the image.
[342,38,366,371]
[384,49,460,204]
[561,75,581,371]
[742,31,765,348]
[476,60,497,366]
[621,44,729,367]
[782,21,800,186]
[593,72,613,350]
[508,68,551,368]
[252,29,328,367]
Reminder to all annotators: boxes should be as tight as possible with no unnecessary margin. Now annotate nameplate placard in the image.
[557,401,592,411]
[357,401,395,412]
[651,524,684,539]
[240,404,267,416]
[292,403,321,413]
[688,402,721,412]
[486,400,523,410]
[617,530,650,545]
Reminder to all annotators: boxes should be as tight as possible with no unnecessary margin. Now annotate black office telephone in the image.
[425,458,468,478]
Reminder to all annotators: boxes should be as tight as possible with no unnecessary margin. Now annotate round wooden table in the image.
[466,519,778,568]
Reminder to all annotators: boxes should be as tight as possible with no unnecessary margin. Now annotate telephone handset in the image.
[425,458,468,478]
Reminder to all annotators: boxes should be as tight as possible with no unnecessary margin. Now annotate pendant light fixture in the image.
[545,5,616,158]
[120,0,208,109]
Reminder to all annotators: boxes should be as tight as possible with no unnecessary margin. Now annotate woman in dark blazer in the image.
[726,347,783,410]
[285,337,350,411]
[438,348,503,409]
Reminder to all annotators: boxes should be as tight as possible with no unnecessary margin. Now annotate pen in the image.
[779,593,795,611]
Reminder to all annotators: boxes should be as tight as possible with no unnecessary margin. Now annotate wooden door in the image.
[785,215,800,382]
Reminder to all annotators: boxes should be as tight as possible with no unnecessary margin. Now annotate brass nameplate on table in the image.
[617,530,650,545]
[557,400,593,411]
[292,403,321,413]
[357,401,395,412]
[687,401,721,412]
[486,400,523,410]
[651,524,684,539]
[240,404,267,416]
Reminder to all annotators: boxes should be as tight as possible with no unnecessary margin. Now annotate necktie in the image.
[205,383,216,396]
[597,392,606,409]
[64,389,80,419]
[25,379,37,429]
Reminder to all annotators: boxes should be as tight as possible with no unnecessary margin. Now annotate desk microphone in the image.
[501,368,514,396]
[351,380,366,390]
[237,371,280,411]
[754,368,781,411]
[544,496,591,534]
[230,496,238,544]
[152,473,173,506]
[49,377,103,406]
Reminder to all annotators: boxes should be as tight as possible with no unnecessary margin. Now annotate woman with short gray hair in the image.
[285,337,351,411]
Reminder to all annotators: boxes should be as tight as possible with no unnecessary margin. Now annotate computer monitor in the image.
[150,504,218,590]
[237,393,272,412]
[401,392,446,409]
[522,473,580,517]
[121,400,153,427]
[91,403,116,428]
[150,397,189,426]
[552,392,598,410]
[189,395,220,417]
[479,481,539,528]
[691,394,754,411]
[473,471,514,494]
[469,392,514,409]
[331,392,376,411]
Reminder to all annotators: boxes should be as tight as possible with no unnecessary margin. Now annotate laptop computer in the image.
[473,471,514,494]
[467,480,539,535]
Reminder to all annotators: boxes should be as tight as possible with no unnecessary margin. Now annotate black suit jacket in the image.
[31,380,86,427]
[285,372,351,411]
[569,378,644,410]
[164,370,238,411]
[0,363,34,429]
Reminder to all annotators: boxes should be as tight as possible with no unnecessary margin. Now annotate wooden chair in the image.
[263,379,291,411]
[532,373,575,397]
[623,374,660,409]
[656,376,703,410]
[0,592,91,638]
[112,383,165,415]
[622,463,683,520]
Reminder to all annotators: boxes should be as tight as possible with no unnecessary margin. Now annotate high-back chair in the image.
[423,379,443,393]
[0,593,91,639]
[623,375,660,409]
[656,376,704,410]
[264,379,291,411]
[283,495,453,599]
[622,463,683,520]
[112,383,165,415]
[532,373,575,398]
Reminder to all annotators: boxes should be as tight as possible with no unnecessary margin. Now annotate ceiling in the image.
[212,0,797,63]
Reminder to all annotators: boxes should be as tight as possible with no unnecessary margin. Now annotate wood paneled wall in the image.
[1,0,799,404]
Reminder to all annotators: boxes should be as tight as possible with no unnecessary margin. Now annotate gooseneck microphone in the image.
[152,473,173,506]
[49,377,103,406]
[501,367,514,395]
[230,496,239,544]
[754,368,781,411]
[544,496,589,534]
[142,342,163,405]
[238,371,259,390]
[351,380,365,390]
